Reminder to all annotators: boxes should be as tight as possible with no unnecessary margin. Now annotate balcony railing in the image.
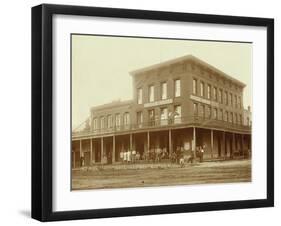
[72,116,251,138]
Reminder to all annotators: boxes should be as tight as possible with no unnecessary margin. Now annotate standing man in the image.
[132,148,136,163]
[80,153,84,167]
[123,150,127,163]
[120,150,124,163]
[199,146,204,162]
[127,149,131,164]
[187,149,195,163]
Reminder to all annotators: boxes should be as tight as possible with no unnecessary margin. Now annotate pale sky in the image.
[72,35,252,129]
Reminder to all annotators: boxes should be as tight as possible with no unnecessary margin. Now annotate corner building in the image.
[72,55,251,167]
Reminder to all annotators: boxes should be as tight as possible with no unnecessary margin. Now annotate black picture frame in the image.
[31,3,274,222]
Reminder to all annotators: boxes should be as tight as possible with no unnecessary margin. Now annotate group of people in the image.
[78,144,206,167]
[142,148,169,162]
[118,144,206,165]
[119,149,141,163]
[185,145,205,164]
[169,145,205,167]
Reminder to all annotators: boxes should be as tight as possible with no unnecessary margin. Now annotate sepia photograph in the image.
[31,3,274,221]
[71,34,252,190]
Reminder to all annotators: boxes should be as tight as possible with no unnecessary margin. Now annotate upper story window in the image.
[160,107,168,125]
[124,112,130,126]
[137,111,143,127]
[235,95,238,108]
[174,79,181,97]
[199,104,205,118]
[224,111,228,122]
[230,112,233,123]
[174,105,182,124]
[193,103,198,116]
[224,91,228,105]
[213,87,217,101]
[219,89,223,103]
[207,84,211,99]
[137,88,143,104]
[107,115,113,128]
[161,82,167,100]
[100,117,105,129]
[93,118,98,130]
[200,82,204,97]
[213,108,218,120]
[149,85,155,102]
[219,109,223,120]
[239,114,242,125]
[148,109,155,126]
[206,106,211,119]
[193,79,197,95]
[238,96,241,109]
[115,114,121,128]
[229,93,233,106]
[247,117,250,126]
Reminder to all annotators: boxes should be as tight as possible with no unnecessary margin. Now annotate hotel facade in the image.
[72,55,251,168]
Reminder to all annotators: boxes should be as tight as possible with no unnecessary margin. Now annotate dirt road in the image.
[72,159,251,190]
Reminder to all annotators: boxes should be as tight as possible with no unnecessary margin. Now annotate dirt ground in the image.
[72,159,251,190]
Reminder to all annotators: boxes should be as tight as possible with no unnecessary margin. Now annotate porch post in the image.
[211,129,214,158]
[169,129,172,156]
[101,137,104,162]
[92,139,95,164]
[130,133,133,150]
[73,151,75,168]
[79,139,82,157]
[90,138,93,165]
[193,127,196,151]
[147,131,150,152]
[79,139,83,167]
[249,134,252,158]
[223,131,226,158]
[232,133,235,158]
[241,134,244,158]
[72,141,76,168]
[112,135,115,163]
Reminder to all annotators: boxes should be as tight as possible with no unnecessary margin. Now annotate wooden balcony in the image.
[72,116,251,139]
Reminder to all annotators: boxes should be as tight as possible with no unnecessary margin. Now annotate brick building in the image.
[72,55,251,168]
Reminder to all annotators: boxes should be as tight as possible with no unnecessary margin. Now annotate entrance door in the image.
[84,152,90,166]
[106,142,112,164]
